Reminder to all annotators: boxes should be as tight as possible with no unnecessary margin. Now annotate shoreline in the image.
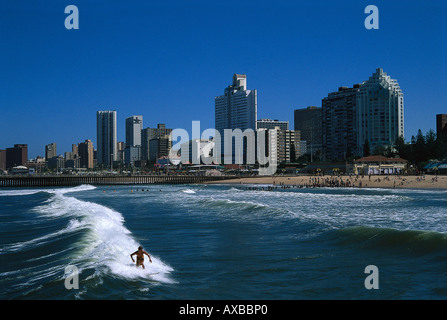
[204,175,447,190]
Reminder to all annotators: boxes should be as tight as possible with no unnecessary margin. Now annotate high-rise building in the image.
[356,68,404,154]
[78,139,94,169]
[149,137,171,162]
[276,129,301,163]
[96,110,117,167]
[116,142,125,162]
[258,127,301,165]
[6,144,28,170]
[45,143,57,160]
[322,85,361,161]
[436,114,447,137]
[125,116,143,147]
[72,144,78,156]
[141,124,172,161]
[215,73,257,162]
[124,146,142,166]
[257,119,289,131]
[294,106,322,158]
[0,149,6,172]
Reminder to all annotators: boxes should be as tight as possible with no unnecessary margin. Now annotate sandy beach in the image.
[206,174,447,190]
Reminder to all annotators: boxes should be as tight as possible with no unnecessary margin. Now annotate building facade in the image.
[294,106,322,158]
[78,139,94,169]
[124,146,141,166]
[96,110,117,167]
[0,149,6,172]
[322,85,361,161]
[125,115,143,148]
[257,119,289,131]
[215,74,257,162]
[6,144,28,170]
[45,143,57,160]
[149,137,171,162]
[356,68,404,154]
[141,124,172,161]
[436,114,447,137]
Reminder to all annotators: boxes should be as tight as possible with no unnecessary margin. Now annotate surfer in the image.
[130,246,152,269]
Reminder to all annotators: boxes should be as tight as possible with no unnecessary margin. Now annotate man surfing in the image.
[130,246,152,269]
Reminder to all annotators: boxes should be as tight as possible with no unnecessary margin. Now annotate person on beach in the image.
[130,246,152,269]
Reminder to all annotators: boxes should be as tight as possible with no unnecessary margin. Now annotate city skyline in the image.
[1,0,446,158]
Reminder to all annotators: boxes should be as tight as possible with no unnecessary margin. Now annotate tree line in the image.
[364,129,447,170]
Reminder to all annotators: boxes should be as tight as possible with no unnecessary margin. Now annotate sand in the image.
[205,175,447,190]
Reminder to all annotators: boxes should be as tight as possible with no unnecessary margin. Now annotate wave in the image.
[48,191,174,284]
[329,226,447,255]
[3,185,174,289]
[0,184,96,197]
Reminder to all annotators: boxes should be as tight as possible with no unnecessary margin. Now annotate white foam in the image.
[0,189,43,197]
[182,189,196,194]
[34,189,175,283]
[0,184,96,197]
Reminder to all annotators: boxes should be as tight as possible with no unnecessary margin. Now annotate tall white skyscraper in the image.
[96,110,117,166]
[215,74,257,161]
[356,68,404,154]
[125,116,143,147]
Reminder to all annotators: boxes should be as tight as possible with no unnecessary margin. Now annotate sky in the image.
[0,0,446,158]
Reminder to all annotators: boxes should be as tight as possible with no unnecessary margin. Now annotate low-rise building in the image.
[354,155,408,175]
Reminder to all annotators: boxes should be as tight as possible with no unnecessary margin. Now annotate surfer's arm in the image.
[144,251,152,263]
[130,251,137,262]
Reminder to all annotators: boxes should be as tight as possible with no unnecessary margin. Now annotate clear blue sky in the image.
[1,0,446,158]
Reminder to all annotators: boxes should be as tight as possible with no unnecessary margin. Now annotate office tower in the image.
[124,116,143,166]
[124,146,141,166]
[322,85,361,161]
[45,143,57,160]
[294,106,322,159]
[356,68,404,154]
[47,155,65,171]
[78,139,94,169]
[64,151,80,169]
[6,144,28,169]
[257,119,289,131]
[259,127,300,164]
[72,144,78,155]
[149,137,171,162]
[180,139,215,164]
[437,114,447,137]
[141,124,172,161]
[117,142,125,162]
[276,129,301,163]
[0,149,6,171]
[215,73,257,162]
[96,110,117,167]
[125,116,143,147]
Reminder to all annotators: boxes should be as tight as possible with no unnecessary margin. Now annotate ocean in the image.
[1,183,447,300]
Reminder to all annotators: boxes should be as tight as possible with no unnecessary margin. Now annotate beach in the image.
[206,174,447,189]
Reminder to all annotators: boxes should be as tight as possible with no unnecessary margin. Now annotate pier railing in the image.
[0,175,235,188]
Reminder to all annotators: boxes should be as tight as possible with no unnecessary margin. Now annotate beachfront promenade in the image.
[0,174,236,188]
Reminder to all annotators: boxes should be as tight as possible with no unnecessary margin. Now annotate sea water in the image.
[1,184,447,299]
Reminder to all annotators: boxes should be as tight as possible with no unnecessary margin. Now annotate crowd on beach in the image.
[238,173,444,191]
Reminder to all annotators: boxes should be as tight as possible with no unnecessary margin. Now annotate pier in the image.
[0,175,235,188]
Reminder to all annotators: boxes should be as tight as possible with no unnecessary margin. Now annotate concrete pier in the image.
[0,175,234,188]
